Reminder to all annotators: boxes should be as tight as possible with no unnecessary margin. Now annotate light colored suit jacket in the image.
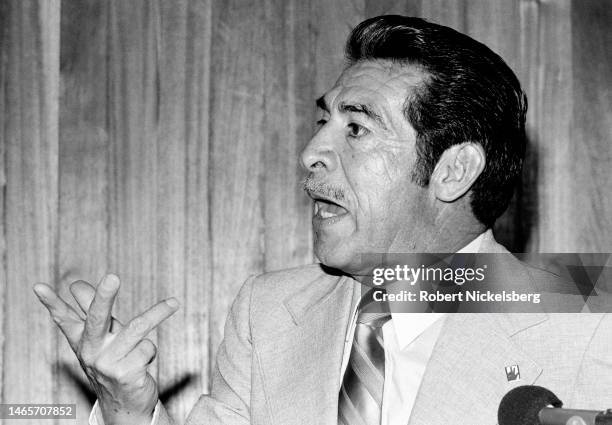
[157,233,612,424]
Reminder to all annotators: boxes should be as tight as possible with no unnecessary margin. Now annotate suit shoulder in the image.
[248,263,345,305]
[522,262,579,294]
[243,264,350,339]
[253,263,328,281]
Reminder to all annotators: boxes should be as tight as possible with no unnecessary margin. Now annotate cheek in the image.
[366,138,410,174]
[348,151,412,226]
[353,148,411,195]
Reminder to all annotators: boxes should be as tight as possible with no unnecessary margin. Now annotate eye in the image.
[316,118,328,127]
[347,123,369,138]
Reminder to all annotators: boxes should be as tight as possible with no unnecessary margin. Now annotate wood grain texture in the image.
[531,0,574,252]
[1,0,612,422]
[262,0,314,271]
[0,0,7,409]
[57,0,110,421]
[208,0,267,356]
[365,0,420,18]
[515,0,541,252]
[0,2,60,425]
[104,0,167,398]
[420,0,467,31]
[570,0,612,251]
[156,0,213,420]
[465,0,520,67]
[463,0,525,251]
[313,0,365,96]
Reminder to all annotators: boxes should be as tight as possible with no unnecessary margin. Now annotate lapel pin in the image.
[505,365,521,382]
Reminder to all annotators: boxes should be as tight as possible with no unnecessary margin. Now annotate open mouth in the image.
[314,199,349,220]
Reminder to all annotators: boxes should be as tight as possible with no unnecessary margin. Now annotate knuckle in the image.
[132,375,147,388]
[92,358,113,376]
[113,367,130,383]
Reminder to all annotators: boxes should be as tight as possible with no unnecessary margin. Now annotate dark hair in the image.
[346,15,527,227]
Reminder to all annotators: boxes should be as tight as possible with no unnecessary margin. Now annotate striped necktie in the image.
[338,304,391,425]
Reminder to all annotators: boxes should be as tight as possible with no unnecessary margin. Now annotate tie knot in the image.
[357,287,390,323]
[357,311,391,328]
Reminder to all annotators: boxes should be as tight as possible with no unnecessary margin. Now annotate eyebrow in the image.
[338,101,387,130]
[315,96,388,130]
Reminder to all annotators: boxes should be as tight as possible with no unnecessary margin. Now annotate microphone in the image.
[498,386,612,425]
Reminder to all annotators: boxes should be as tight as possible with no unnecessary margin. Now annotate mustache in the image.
[301,176,346,203]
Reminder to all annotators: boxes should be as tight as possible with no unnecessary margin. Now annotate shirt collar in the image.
[389,231,487,350]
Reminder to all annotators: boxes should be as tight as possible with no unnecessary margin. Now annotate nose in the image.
[300,130,338,174]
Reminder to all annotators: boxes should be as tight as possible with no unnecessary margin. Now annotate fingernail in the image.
[166,298,179,309]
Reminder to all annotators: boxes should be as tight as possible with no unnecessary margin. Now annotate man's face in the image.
[301,60,434,275]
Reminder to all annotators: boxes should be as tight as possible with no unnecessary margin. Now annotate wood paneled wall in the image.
[1,0,610,423]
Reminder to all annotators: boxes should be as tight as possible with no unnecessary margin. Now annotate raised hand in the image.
[33,274,179,425]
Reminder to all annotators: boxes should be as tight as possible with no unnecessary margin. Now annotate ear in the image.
[430,143,486,202]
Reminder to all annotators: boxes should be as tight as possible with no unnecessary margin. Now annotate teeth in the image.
[314,199,348,220]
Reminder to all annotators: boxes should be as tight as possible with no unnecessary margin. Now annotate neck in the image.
[349,213,487,284]
[434,218,487,252]
[421,198,487,248]
[397,209,487,253]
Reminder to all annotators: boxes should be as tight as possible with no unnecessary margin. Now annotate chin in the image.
[314,241,367,276]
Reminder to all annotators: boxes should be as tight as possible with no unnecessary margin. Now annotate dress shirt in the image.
[90,399,162,425]
[340,232,484,425]
[91,233,486,425]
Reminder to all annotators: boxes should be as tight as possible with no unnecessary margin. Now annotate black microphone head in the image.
[498,385,563,425]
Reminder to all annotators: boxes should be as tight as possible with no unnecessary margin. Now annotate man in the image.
[35,16,611,425]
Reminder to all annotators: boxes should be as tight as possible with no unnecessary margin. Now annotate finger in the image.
[101,339,157,385]
[33,283,84,349]
[122,338,157,367]
[69,280,95,314]
[70,280,124,331]
[113,298,179,357]
[82,274,120,346]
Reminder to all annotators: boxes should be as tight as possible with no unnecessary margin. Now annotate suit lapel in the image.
[408,314,547,425]
[257,232,546,424]
[256,274,360,425]
[409,232,547,424]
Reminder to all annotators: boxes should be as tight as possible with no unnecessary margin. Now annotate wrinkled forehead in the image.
[325,60,426,116]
